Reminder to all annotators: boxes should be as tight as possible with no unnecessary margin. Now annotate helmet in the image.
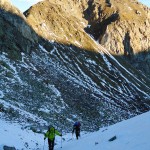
[48,125,54,130]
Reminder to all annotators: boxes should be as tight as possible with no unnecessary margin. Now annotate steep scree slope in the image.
[0,0,150,132]
[25,0,150,77]
[84,0,150,77]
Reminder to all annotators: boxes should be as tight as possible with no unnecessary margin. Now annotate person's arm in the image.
[55,130,62,136]
[72,126,75,134]
[44,131,49,139]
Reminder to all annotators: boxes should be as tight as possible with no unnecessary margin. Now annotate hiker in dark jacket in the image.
[44,126,62,150]
[72,121,81,140]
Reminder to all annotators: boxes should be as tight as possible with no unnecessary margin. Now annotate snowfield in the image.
[1,111,150,150]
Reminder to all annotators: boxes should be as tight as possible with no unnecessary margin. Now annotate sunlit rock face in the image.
[25,0,150,77]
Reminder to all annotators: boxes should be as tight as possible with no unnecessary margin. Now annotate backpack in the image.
[48,125,54,130]
[48,126,55,134]
[45,126,56,140]
[74,122,81,127]
[48,126,55,133]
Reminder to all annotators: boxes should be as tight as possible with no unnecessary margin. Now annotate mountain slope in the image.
[0,0,150,132]
[1,109,150,150]
[84,0,150,77]
[59,111,150,150]
[25,0,150,77]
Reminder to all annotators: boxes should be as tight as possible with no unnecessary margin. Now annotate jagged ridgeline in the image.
[0,0,150,132]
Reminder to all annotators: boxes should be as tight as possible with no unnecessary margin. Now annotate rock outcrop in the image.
[25,0,150,77]
[84,0,150,76]
[3,145,16,150]
[24,0,97,51]
[0,0,38,59]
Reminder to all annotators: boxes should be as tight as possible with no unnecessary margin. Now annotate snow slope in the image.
[1,111,150,150]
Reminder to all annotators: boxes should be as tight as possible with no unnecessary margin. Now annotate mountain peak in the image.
[24,0,97,51]
[24,0,150,76]
[0,0,23,16]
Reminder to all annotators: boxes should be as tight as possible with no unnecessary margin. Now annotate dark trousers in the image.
[48,139,55,150]
[76,130,80,139]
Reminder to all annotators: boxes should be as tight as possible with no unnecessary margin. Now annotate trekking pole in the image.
[61,135,62,148]
[61,129,63,148]
[43,139,45,150]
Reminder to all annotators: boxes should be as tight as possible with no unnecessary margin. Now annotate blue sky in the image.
[139,0,150,7]
[11,0,42,12]
[11,0,150,12]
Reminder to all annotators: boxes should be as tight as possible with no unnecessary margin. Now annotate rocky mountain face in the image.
[25,0,150,77]
[24,0,97,51]
[0,0,38,59]
[0,0,150,132]
[83,0,150,77]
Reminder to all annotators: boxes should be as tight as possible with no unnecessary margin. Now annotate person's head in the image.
[48,125,54,130]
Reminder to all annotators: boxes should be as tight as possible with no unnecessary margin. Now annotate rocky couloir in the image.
[25,0,150,77]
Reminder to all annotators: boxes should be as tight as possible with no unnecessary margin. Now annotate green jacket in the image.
[44,127,61,140]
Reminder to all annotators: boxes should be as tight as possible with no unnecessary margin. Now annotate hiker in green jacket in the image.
[44,126,62,150]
